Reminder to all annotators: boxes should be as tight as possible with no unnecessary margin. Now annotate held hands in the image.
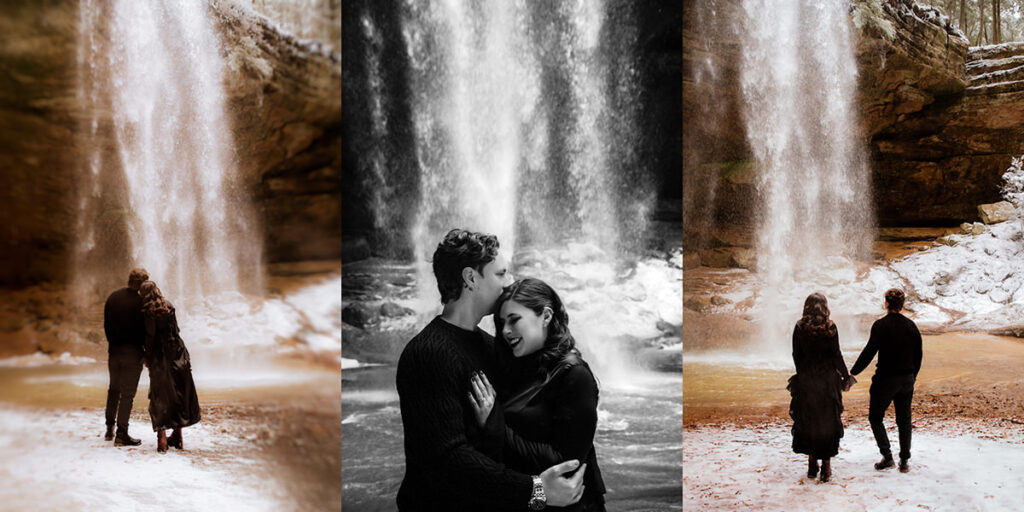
[842,374,857,392]
[467,371,496,427]
[541,460,587,507]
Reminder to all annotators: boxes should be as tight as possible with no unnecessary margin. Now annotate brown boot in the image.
[168,428,183,450]
[157,430,168,453]
[807,456,819,478]
[819,458,831,482]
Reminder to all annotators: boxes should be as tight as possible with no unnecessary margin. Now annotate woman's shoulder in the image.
[553,351,595,381]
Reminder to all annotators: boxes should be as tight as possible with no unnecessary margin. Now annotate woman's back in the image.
[502,351,606,511]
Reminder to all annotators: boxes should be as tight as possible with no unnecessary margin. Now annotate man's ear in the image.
[462,267,476,289]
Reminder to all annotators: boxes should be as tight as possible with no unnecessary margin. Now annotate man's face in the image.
[473,254,512,311]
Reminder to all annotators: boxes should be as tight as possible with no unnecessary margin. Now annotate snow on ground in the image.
[0,406,288,511]
[179,276,342,355]
[684,425,1024,511]
[0,352,97,367]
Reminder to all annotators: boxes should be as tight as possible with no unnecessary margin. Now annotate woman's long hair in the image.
[797,292,837,337]
[494,277,577,371]
[140,280,173,318]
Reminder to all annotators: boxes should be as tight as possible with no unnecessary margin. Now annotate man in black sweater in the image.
[103,268,149,446]
[396,229,584,511]
[850,288,923,473]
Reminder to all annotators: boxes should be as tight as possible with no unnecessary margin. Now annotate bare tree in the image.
[980,0,988,44]
[961,0,967,33]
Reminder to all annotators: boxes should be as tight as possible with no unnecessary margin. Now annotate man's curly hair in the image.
[432,229,500,304]
[885,288,905,312]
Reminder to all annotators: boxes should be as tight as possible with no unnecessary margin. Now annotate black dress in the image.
[145,308,201,431]
[787,323,850,459]
[500,349,606,512]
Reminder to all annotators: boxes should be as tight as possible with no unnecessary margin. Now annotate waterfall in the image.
[397,0,645,303]
[75,0,261,305]
[739,0,874,353]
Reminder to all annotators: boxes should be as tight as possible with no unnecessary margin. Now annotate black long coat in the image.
[787,323,850,458]
[145,308,201,431]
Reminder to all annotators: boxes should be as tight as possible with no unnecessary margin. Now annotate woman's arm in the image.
[143,316,156,364]
[830,330,850,379]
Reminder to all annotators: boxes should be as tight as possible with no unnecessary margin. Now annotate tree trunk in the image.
[960,0,966,34]
[980,0,987,45]
[992,0,1000,45]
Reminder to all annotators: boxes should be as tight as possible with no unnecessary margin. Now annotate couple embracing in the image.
[788,288,923,482]
[104,268,200,452]
[396,229,606,511]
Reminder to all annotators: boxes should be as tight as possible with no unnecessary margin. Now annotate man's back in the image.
[104,288,145,350]
[851,312,923,377]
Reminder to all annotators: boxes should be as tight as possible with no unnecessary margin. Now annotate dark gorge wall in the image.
[684,0,1024,248]
[0,0,340,287]
[341,0,682,262]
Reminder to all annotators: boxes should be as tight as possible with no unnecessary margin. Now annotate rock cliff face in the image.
[684,0,1024,247]
[0,0,340,286]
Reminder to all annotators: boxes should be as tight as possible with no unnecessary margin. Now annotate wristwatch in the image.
[528,475,546,510]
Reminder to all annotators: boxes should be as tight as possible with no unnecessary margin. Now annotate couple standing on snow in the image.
[787,288,923,482]
[103,268,201,452]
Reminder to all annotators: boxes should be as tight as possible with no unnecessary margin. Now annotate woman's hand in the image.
[468,371,496,427]
[842,374,857,392]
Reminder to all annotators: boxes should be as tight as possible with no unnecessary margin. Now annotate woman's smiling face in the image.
[500,299,549,358]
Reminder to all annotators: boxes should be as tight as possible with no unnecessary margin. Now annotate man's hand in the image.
[540,460,586,507]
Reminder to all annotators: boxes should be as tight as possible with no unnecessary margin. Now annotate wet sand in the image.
[684,332,1024,439]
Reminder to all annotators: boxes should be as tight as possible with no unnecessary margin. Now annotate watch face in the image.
[528,498,546,511]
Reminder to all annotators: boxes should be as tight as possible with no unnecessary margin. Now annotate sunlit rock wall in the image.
[685,0,1024,250]
[0,0,340,287]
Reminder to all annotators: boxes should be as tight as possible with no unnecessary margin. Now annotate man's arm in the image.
[103,299,114,343]
[503,365,599,473]
[850,322,880,376]
[912,322,923,375]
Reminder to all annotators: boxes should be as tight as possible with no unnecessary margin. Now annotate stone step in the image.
[966,54,1024,76]
[968,42,1024,61]
[968,64,1024,87]
[965,79,1024,96]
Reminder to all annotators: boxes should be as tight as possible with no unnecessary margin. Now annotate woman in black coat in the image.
[787,292,854,482]
[140,281,201,453]
[469,277,605,511]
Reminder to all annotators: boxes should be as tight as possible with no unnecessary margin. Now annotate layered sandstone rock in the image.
[685,0,1024,251]
[0,0,340,286]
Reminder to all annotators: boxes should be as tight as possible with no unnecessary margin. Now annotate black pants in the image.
[105,345,144,430]
[868,374,916,460]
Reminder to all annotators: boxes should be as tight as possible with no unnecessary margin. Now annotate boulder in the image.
[379,302,414,318]
[960,222,987,235]
[684,296,712,313]
[729,248,756,270]
[682,251,702,270]
[710,295,732,306]
[342,303,377,328]
[978,201,1016,224]
[699,248,733,268]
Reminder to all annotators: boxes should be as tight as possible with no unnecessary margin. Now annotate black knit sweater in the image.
[850,312,923,378]
[396,316,533,511]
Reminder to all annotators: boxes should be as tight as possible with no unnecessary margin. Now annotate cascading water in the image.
[739,0,874,358]
[74,0,262,305]
[394,0,658,382]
